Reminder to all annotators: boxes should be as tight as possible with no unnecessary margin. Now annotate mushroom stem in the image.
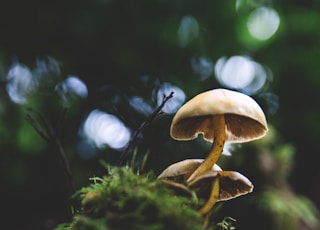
[187,115,225,183]
[199,177,220,215]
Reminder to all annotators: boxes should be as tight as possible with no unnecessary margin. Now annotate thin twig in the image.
[25,107,55,140]
[25,113,51,142]
[24,107,76,203]
[56,107,68,139]
[54,137,76,193]
[119,91,174,165]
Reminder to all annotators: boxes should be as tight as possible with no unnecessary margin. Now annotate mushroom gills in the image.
[198,177,220,215]
[187,114,226,183]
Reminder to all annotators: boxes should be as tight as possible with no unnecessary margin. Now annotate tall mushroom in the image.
[170,88,268,183]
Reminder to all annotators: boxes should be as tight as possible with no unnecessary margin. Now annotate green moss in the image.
[56,165,212,230]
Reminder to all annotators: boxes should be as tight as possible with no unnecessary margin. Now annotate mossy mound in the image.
[56,166,210,230]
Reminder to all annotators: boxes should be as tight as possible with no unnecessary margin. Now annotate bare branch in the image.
[25,113,51,142]
[24,107,76,206]
[119,91,174,165]
[25,107,55,140]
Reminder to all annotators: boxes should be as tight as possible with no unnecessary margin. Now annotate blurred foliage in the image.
[1,0,320,229]
[216,125,320,229]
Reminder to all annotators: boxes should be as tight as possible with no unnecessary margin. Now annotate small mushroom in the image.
[189,169,253,215]
[158,159,222,184]
[158,159,253,216]
[158,159,205,180]
[170,88,268,183]
[157,159,207,198]
[157,159,221,209]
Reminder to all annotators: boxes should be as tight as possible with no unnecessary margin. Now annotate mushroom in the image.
[157,159,206,200]
[158,159,253,216]
[170,88,268,183]
[157,159,206,181]
[188,169,253,215]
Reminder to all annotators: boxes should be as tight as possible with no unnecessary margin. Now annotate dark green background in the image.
[1,0,320,229]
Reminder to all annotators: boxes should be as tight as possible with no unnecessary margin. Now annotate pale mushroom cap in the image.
[170,88,268,143]
[157,159,221,179]
[189,170,254,201]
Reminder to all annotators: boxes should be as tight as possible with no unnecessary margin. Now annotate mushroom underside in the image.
[189,174,254,201]
[171,114,267,142]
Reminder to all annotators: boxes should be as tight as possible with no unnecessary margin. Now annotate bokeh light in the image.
[191,56,214,81]
[222,143,236,156]
[55,76,88,107]
[247,7,280,40]
[215,55,269,95]
[33,56,61,91]
[178,15,199,47]
[79,109,131,150]
[6,63,35,104]
[129,96,153,115]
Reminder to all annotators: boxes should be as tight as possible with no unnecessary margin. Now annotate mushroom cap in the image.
[157,159,221,179]
[189,170,254,201]
[170,88,268,143]
[160,179,193,197]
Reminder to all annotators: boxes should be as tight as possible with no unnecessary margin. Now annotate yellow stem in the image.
[202,214,209,229]
[186,115,225,183]
[199,177,220,215]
